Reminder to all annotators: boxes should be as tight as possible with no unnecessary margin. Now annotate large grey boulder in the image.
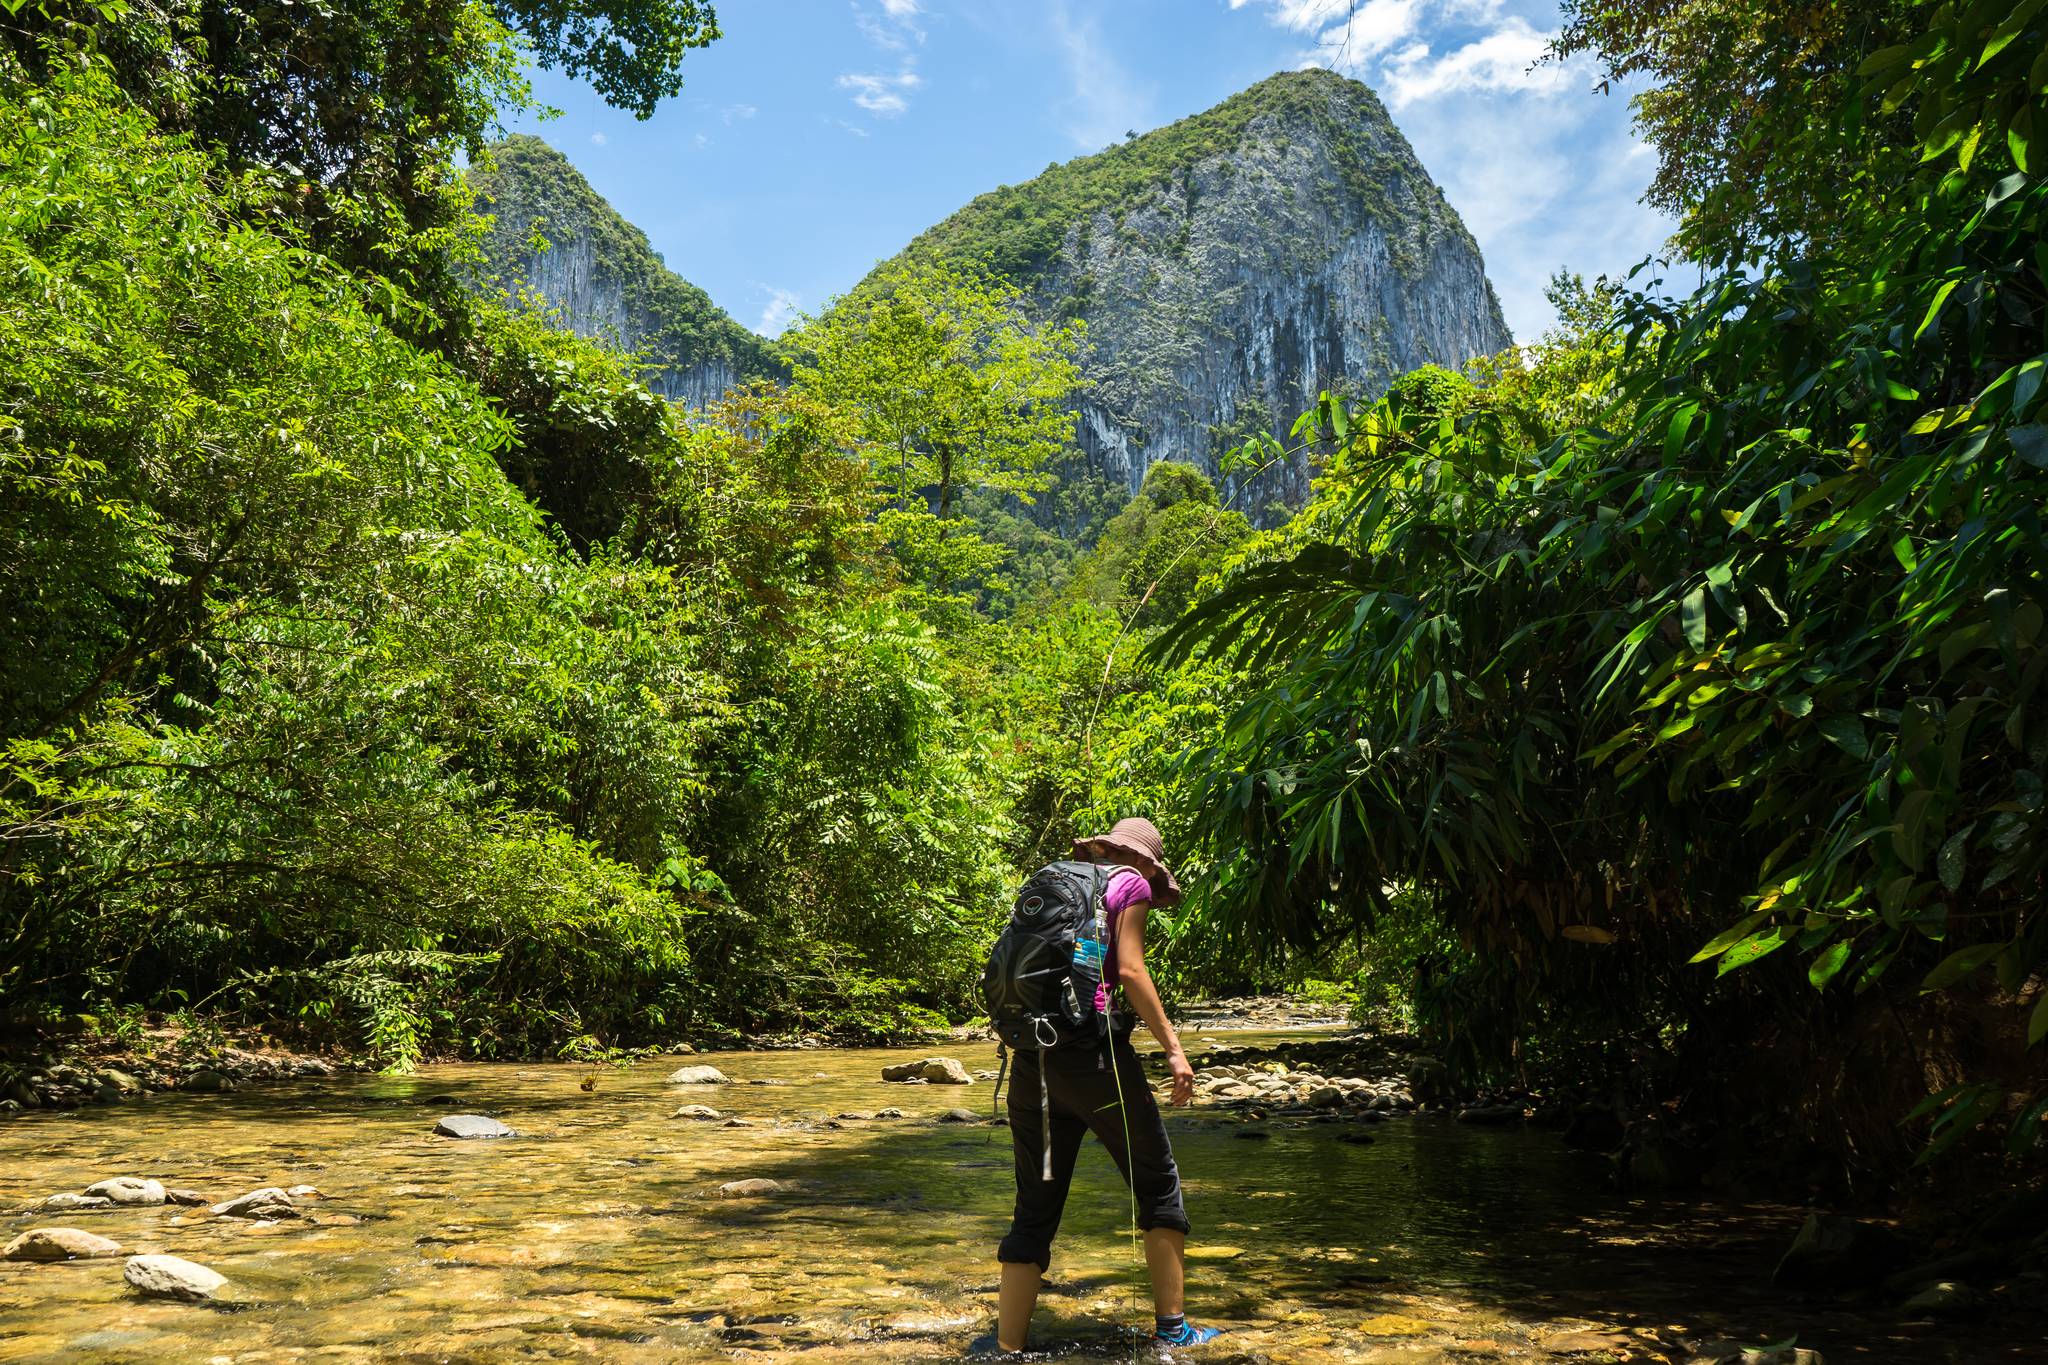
[211,1187,297,1219]
[665,1065,730,1085]
[433,1113,514,1139]
[881,1057,972,1085]
[123,1254,227,1301]
[3,1228,123,1261]
[37,1193,114,1213]
[84,1177,164,1206]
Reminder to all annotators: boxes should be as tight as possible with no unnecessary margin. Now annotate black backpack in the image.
[981,860,1125,1051]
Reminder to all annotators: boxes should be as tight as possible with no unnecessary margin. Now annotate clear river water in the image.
[1,1031,2040,1363]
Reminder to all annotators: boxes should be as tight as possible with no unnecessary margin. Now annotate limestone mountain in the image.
[469,136,779,404]
[876,68,1514,511]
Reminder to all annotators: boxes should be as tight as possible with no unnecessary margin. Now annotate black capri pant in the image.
[997,1032,1191,1271]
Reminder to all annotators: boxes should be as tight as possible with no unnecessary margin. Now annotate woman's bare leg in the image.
[1143,1227,1185,1319]
[997,1261,1042,1352]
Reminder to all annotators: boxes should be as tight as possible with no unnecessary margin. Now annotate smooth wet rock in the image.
[123,1254,227,1301]
[37,1193,114,1213]
[715,1178,786,1197]
[721,1117,755,1127]
[1456,1104,1522,1125]
[835,1110,876,1121]
[1900,1279,1981,1316]
[84,1177,165,1206]
[285,1184,324,1200]
[163,1189,210,1207]
[4,1228,123,1261]
[98,1069,141,1094]
[672,1104,721,1120]
[1307,1085,1345,1108]
[211,1187,296,1218]
[936,1108,981,1124]
[881,1057,972,1085]
[1773,1212,1913,1288]
[433,1114,514,1139]
[875,1107,906,1119]
[665,1065,730,1085]
[180,1069,230,1093]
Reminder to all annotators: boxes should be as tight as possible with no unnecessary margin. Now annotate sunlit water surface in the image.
[1,1033,2038,1362]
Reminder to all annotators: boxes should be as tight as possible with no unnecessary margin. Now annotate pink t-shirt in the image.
[1102,866,1152,988]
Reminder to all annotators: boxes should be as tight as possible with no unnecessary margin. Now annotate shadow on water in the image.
[2,1049,2045,1363]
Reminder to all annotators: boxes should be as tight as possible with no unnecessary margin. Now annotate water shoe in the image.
[1153,1320,1222,1347]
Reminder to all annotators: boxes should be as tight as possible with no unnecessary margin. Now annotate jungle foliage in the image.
[1152,0,2048,1161]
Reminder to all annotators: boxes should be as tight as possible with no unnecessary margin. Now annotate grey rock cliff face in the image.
[1027,91,1511,511]
[470,136,778,406]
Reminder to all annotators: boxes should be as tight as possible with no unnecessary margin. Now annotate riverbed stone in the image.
[936,1108,981,1124]
[881,1057,972,1085]
[434,1114,515,1139]
[715,1178,786,1197]
[123,1254,227,1301]
[84,1177,165,1206]
[181,1069,231,1093]
[672,1104,721,1120]
[37,1193,114,1213]
[835,1110,876,1121]
[875,1107,906,1119]
[1899,1279,1981,1316]
[1307,1086,1345,1108]
[163,1189,210,1207]
[665,1065,731,1085]
[4,1228,123,1261]
[1772,1212,1913,1288]
[211,1187,297,1219]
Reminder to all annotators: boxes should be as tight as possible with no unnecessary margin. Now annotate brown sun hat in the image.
[1072,817,1183,907]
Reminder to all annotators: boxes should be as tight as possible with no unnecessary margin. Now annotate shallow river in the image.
[0,1033,2038,1362]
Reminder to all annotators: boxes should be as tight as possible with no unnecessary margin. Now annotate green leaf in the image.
[1915,279,1960,341]
[2031,993,2048,1048]
[1818,714,1870,759]
[1682,586,1708,650]
[2009,424,2048,467]
[1936,824,1973,893]
[1920,942,2004,992]
[1808,940,1853,990]
[1689,909,1773,964]
[2013,358,2044,418]
[1984,171,2030,211]
[1718,927,1790,975]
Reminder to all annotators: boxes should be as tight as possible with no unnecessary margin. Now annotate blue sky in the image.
[505,0,1674,344]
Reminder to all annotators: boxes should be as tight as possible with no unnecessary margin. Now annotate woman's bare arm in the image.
[1115,904,1195,1106]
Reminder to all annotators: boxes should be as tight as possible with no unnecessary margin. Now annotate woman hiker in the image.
[993,817,1223,1352]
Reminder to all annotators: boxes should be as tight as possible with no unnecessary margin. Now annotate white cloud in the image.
[589,132,607,146]
[853,0,924,51]
[1379,17,1571,107]
[1048,0,1155,151]
[838,66,922,117]
[756,287,802,337]
[721,103,758,124]
[693,132,710,149]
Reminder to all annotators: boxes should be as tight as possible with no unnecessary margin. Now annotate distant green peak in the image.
[892,66,1432,284]
[468,135,779,394]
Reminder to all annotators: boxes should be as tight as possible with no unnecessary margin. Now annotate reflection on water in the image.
[0,1035,2037,1363]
